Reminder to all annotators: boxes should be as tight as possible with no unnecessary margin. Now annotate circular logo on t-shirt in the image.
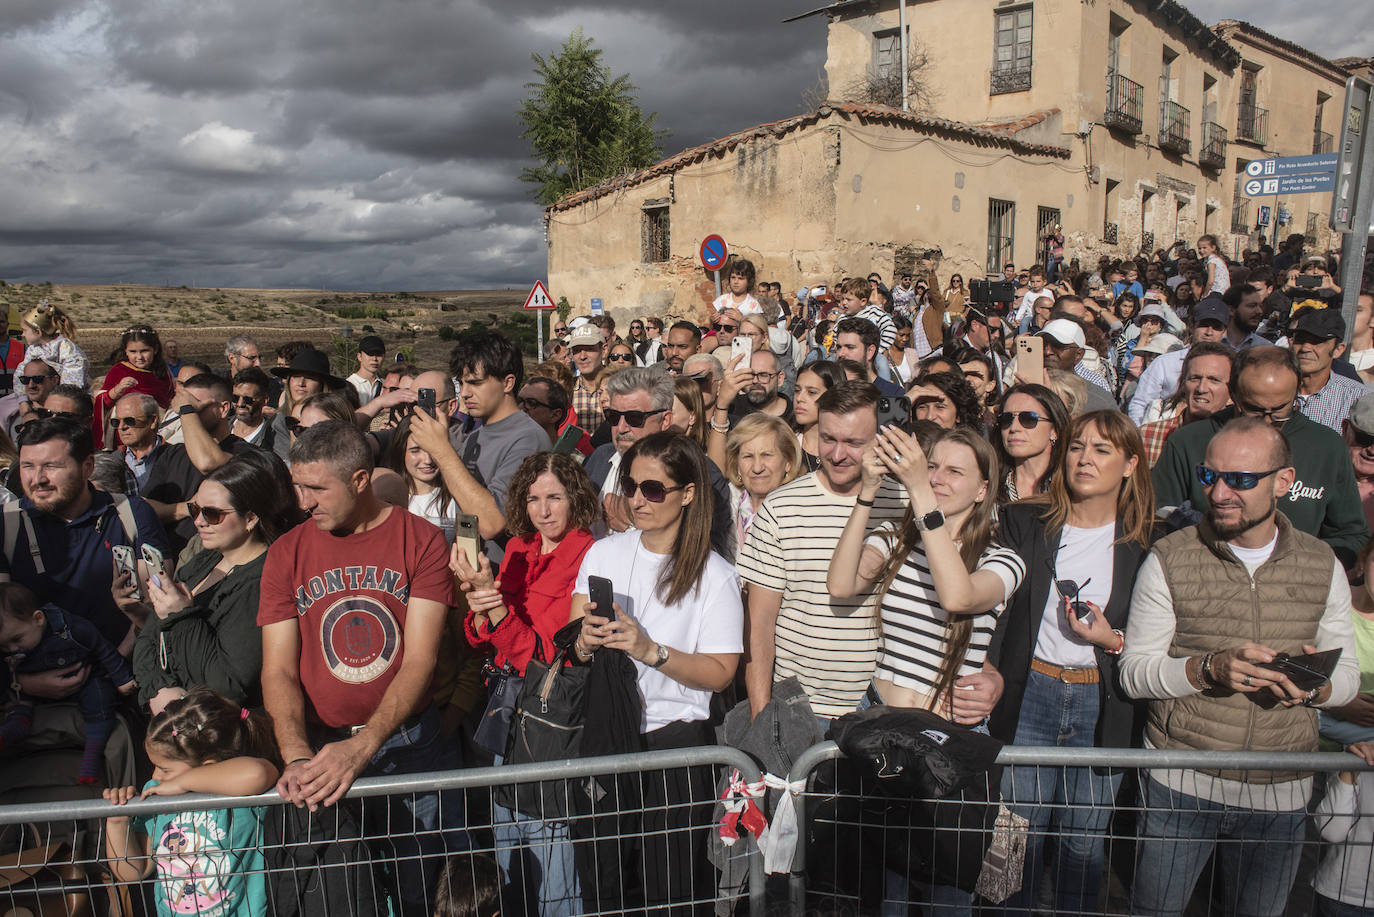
[319,598,400,684]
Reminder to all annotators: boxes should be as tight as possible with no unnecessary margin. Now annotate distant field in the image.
[0,283,547,376]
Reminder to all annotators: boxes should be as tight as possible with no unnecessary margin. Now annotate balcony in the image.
[990,65,1032,95]
[1237,101,1268,145]
[1314,130,1334,154]
[1200,121,1227,169]
[1104,72,1144,134]
[1159,100,1191,155]
[1231,197,1250,234]
[1103,221,1119,245]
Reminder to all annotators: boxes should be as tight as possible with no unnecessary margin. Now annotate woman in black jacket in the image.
[133,451,294,713]
[988,409,1158,916]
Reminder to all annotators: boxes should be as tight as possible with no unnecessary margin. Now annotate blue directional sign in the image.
[699,234,729,271]
[1244,154,1338,178]
[1244,172,1337,197]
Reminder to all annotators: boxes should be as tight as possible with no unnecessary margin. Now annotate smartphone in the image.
[1295,274,1322,289]
[731,335,754,363]
[552,424,585,455]
[1016,335,1044,382]
[113,545,141,598]
[876,395,912,431]
[140,543,165,589]
[588,575,615,620]
[418,387,437,417]
[455,513,481,570]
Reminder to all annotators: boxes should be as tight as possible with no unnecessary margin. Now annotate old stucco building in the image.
[545,0,1361,326]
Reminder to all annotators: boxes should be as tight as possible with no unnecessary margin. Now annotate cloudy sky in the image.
[0,0,1365,291]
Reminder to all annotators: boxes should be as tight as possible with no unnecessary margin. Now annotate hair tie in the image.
[171,727,178,737]
[240,708,250,721]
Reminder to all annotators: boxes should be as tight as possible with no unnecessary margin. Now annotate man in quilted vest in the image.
[1120,416,1359,917]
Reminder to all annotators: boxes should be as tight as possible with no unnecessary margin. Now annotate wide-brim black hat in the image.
[270,348,347,390]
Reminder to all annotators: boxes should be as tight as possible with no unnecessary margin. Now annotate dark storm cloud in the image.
[0,0,1357,290]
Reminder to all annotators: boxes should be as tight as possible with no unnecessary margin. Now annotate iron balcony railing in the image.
[1104,72,1144,134]
[1237,101,1268,145]
[1314,130,1334,154]
[1200,120,1227,168]
[1159,100,1191,154]
[1231,196,1251,233]
[1103,221,1119,245]
[990,64,1032,95]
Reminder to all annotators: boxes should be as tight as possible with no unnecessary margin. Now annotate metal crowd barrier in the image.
[787,742,1374,916]
[0,746,765,917]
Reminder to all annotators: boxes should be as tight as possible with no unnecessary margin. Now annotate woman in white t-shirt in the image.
[991,409,1158,916]
[386,414,457,544]
[572,431,743,913]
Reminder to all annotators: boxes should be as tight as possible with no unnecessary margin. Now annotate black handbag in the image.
[494,620,587,820]
[473,659,523,757]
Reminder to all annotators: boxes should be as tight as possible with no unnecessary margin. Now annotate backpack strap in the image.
[2,500,44,577]
[107,493,138,544]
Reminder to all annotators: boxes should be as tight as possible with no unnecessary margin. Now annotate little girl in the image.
[104,688,278,917]
[20,300,88,387]
[93,326,175,448]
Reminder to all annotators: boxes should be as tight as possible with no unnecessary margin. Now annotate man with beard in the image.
[230,367,274,450]
[2,418,168,657]
[1222,282,1270,351]
[1121,416,1358,917]
[661,321,701,375]
[714,350,791,426]
[1153,346,1367,570]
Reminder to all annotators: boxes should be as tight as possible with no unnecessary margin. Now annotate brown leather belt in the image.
[1031,657,1100,684]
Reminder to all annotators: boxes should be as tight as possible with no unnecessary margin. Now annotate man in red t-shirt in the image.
[259,420,459,911]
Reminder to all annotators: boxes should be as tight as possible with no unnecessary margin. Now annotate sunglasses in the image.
[285,416,304,433]
[112,416,150,429]
[619,477,684,503]
[187,502,236,525]
[1235,399,1294,424]
[1050,564,1095,623]
[687,373,714,393]
[517,396,554,411]
[711,322,738,333]
[608,353,634,363]
[31,408,76,420]
[997,411,1045,430]
[18,374,54,385]
[1352,428,1374,449]
[1195,464,1282,491]
[554,327,569,334]
[232,394,262,405]
[604,408,664,428]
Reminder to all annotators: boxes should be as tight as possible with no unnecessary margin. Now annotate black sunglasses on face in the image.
[1195,464,1281,491]
[608,352,634,363]
[232,394,262,405]
[31,408,76,420]
[18,374,54,385]
[711,322,738,333]
[187,502,236,525]
[1352,428,1374,449]
[619,477,684,503]
[687,373,714,393]
[997,410,1045,430]
[1235,399,1294,424]
[112,416,150,429]
[285,417,303,432]
[604,408,664,428]
[517,396,554,411]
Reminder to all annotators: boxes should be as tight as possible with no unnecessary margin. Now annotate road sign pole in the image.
[714,269,721,299]
[537,309,544,361]
[1332,76,1374,347]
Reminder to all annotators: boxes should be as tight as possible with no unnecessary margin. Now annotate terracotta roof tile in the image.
[547,102,1071,213]
[1213,20,1347,80]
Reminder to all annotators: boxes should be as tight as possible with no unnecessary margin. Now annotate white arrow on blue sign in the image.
[1243,172,1337,197]
[1244,154,1338,178]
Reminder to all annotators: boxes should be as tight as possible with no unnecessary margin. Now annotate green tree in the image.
[517,28,668,205]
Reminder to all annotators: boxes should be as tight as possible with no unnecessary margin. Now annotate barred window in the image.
[641,205,669,263]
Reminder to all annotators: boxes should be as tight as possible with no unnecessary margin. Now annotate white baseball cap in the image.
[1038,319,1086,348]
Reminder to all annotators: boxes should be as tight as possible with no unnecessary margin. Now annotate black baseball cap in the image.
[1292,306,1344,341]
[358,335,386,356]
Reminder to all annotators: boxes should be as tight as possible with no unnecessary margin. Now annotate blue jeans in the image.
[1001,668,1120,916]
[1316,895,1374,917]
[1130,776,1306,917]
[491,753,580,916]
[360,705,469,915]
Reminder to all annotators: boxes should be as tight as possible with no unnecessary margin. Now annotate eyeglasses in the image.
[687,373,714,393]
[1195,464,1282,491]
[18,374,54,385]
[750,372,779,382]
[232,394,262,405]
[608,353,634,363]
[285,417,304,433]
[186,502,237,525]
[1050,561,1095,622]
[31,408,77,420]
[517,396,554,411]
[553,327,569,335]
[630,324,644,331]
[711,322,738,333]
[1235,398,1295,424]
[997,411,1045,430]
[112,416,150,429]
[1352,428,1374,449]
[619,477,684,503]
[604,408,664,428]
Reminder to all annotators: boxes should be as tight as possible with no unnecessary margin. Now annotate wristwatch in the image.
[650,643,670,668]
[914,509,945,532]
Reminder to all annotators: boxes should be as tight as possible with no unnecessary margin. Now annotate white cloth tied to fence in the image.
[715,769,807,873]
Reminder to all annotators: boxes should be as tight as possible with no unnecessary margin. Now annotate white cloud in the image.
[176,121,289,174]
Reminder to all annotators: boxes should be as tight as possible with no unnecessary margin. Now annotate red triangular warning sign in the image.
[523,281,555,310]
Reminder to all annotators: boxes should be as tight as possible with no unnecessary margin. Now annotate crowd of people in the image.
[0,230,1372,917]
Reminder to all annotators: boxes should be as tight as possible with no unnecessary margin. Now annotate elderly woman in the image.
[722,414,801,559]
